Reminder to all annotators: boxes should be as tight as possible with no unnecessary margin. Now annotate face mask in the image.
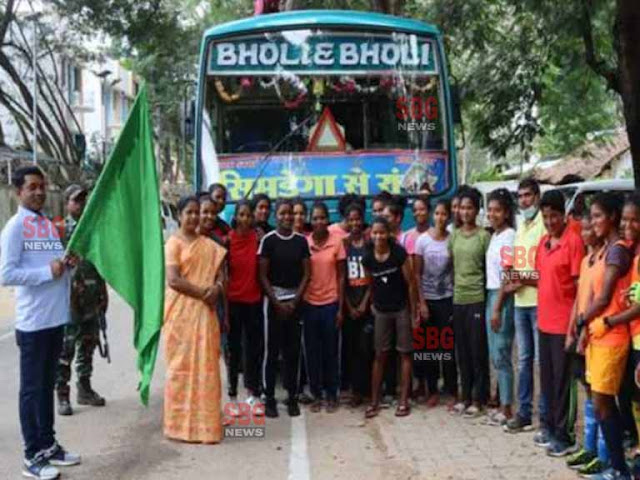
[521,206,538,221]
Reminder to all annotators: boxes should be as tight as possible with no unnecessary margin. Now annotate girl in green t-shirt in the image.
[449,187,491,419]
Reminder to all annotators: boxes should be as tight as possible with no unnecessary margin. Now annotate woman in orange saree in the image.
[163,196,227,444]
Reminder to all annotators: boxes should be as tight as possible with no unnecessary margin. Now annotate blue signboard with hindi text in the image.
[219,151,448,201]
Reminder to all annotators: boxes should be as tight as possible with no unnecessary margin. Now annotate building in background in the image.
[0,2,138,179]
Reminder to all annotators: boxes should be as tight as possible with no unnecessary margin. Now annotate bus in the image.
[194,10,460,221]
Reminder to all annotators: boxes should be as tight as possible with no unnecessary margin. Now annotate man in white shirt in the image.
[0,167,81,480]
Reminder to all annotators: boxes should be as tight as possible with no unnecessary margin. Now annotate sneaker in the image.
[546,439,579,457]
[42,442,81,467]
[503,415,534,433]
[463,405,484,419]
[227,398,240,417]
[533,430,552,448]
[486,411,509,427]
[567,449,597,469]
[287,399,300,417]
[22,454,59,480]
[246,396,265,416]
[578,457,606,477]
[450,402,467,415]
[589,467,632,480]
[298,392,314,405]
[265,397,278,418]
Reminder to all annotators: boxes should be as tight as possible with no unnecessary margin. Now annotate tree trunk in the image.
[617,0,640,186]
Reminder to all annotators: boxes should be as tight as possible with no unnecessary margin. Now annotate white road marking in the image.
[288,409,311,480]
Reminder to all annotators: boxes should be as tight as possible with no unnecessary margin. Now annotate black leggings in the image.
[262,300,303,400]
[227,301,263,397]
[342,314,374,396]
[453,302,488,404]
[414,298,457,397]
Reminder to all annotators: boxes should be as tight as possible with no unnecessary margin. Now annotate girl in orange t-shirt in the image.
[582,193,634,477]
[597,194,640,464]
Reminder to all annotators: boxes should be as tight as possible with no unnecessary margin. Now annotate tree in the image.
[0,0,86,169]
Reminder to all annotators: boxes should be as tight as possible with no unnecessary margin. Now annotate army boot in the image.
[57,387,73,416]
[77,378,106,407]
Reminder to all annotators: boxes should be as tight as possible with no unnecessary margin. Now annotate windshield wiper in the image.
[244,112,316,199]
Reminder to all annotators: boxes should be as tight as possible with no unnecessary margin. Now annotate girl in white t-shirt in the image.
[485,188,517,426]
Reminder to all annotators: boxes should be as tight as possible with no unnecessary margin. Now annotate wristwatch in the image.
[576,314,585,329]
[603,316,612,329]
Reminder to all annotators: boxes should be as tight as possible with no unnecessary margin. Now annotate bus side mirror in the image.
[184,100,195,140]
[451,84,462,125]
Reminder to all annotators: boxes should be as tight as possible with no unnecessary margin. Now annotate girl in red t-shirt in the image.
[227,200,264,415]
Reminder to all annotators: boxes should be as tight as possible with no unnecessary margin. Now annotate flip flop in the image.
[365,404,380,419]
[395,403,411,417]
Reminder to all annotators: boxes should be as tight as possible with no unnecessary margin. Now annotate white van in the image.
[474,180,553,228]
[555,179,635,214]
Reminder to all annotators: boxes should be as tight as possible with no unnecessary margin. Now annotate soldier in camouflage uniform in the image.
[55,185,107,415]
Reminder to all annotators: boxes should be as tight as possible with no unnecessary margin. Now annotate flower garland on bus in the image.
[273,71,308,109]
[214,78,251,103]
[330,76,380,94]
[410,76,437,93]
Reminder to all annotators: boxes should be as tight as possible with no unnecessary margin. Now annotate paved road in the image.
[0,289,574,479]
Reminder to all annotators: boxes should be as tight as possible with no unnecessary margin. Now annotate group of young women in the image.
[158,179,640,480]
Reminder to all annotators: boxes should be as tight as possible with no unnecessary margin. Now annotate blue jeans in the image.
[584,396,610,463]
[16,326,64,459]
[303,303,340,399]
[486,290,514,406]
[514,306,547,426]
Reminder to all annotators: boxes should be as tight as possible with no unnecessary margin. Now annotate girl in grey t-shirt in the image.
[413,199,457,407]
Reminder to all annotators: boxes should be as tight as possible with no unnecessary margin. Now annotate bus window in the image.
[207,72,446,154]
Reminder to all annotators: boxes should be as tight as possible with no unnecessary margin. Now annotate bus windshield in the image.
[199,27,452,201]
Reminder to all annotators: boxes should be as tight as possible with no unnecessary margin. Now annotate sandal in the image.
[426,394,440,408]
[365,404,380,419]
[395,403,411,417]
[349,394,363,408]
[326,398,339,414]
[310,400,323,413]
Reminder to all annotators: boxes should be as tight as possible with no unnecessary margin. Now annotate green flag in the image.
[67,84,164,405]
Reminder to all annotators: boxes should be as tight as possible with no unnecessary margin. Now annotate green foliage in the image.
[469,165,502,183]
[404,0,622,159]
